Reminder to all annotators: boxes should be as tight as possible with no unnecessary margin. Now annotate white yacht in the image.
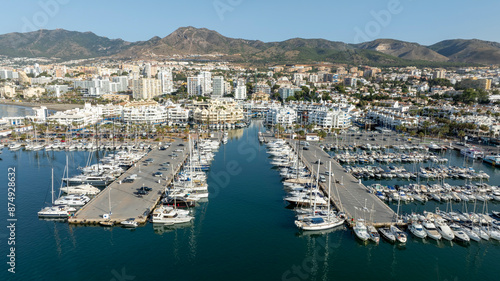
[38,205,76,218]
[38,169,77,218]
[60,184,100,195]
[120,218,138,228]
[353,220,370,242]
[409,221,427,239]
[63,174,113,187]
[482,226,500,241]
[471,226,489,240]
[462,226,481,242]
[151,206,193,224]
[390,225,407,243]
[435,221,455,241]
[367,225,380,244]
[8,142,22,151]
[422,220,442,240]
[295,215,344,231]
[449,223,470,243]
[379,227,396,243]
[460,146,484,159]
[54,194,90,207]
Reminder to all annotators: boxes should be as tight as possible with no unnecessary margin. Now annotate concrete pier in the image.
[68,139,189,226]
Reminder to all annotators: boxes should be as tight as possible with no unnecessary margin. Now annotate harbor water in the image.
[0,107,499,280]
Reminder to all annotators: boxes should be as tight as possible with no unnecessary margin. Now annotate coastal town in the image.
[1,54,500,237]
[1,0,500,278]
[1,57,499,144]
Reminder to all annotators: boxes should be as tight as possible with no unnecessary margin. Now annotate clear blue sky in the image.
[3,0,499,45]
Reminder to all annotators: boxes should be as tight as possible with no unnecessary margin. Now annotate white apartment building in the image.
[188,76,202,96]
[158,69,174,94]
[122,106,169,124]
[212,76,225,98]
[308,108,351,129]
[166,105,190,124]
[200,71,212,94]
[266,107,297,127]
[47,108,99,127]
[132,78,161,100]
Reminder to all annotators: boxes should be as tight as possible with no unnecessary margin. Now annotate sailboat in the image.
[38,169,76,218]
[390,196,407,243]
[294,162,344,231]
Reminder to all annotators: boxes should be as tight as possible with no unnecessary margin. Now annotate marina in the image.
[1,120,500,281]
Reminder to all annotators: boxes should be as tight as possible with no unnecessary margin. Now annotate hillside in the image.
[0,29,132,60]
[429,39,500,65]
[0,27,497,66]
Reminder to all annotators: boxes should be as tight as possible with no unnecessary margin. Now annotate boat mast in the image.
[328,162,331,220]
[51,168,54,205]
[108,187,112,216]
[314,159,320,213]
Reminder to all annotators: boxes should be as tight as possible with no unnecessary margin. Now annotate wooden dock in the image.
[68,139,189,226]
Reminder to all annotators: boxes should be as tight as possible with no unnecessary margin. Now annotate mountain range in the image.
[1,27,499,66]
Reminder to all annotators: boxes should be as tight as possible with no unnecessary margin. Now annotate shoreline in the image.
[0,100,84,111]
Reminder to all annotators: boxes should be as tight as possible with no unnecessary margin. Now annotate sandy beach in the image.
[0,100,84,111]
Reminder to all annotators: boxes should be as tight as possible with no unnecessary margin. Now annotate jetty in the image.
[295,142,397,227]
[68,139,189,225]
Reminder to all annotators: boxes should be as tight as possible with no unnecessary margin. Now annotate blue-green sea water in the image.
[0,105,498,281]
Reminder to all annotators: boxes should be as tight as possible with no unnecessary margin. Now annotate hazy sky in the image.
[2,0,499,45]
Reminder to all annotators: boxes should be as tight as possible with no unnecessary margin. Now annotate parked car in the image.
[153,172,163,177]
[139,186,152,191]
[135,189,148,196]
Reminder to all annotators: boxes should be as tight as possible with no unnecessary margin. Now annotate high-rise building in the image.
[234,78,247,100]
[212,76,225,98]
[158,69,174,94]
[143,63,152,78]
[199,71,212,94]
[132,78,161,100]
[112,76,129,92]
[187,77,202,96]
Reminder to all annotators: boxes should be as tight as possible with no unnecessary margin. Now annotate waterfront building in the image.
[265,107,297,127]
[192,98,244,125]
[308,108,351,129]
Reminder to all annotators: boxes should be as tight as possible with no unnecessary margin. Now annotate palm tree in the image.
[458,130,466,142]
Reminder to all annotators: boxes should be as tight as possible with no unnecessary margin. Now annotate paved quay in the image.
[69,138,189,225]
[293,141,397,226]
[263,132,397,226]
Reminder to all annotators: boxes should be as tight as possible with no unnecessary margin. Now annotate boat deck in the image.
[68,139,189,226]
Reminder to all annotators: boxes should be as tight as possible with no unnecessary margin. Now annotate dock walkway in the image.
[295,142,397,227]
